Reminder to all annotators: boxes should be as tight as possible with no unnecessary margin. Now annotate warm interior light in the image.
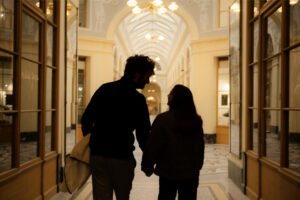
[145,33,165,41]
[158,35,164,41]
[153,0,163,7]
[253,7,258,15]
[158,6,167,14]
[231,2,240,12]
[46,8,51,15]
[127,0,137,7]
[0,10,4,18]
[168,2,178,11]
[132,6,141,14]
[145,33,152,40]
[290,0,299,5]
[128,0,178,15]
[147,96,155,101]
[0,0,7,18]
[277,7,282,13]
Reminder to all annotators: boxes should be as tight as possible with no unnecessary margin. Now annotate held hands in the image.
[141,166,154,177]
[144,170,153,177]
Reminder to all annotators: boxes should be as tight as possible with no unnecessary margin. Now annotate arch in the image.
[142,82,162,115]
[106,6,199,40]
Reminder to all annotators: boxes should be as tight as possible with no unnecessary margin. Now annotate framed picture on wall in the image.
[218,92,230,108]
[221,94,228,106]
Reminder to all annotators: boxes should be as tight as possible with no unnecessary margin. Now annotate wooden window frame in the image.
[0,0,59,176]
[246,0,300,178]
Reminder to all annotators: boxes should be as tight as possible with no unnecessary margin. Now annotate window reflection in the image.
[265,57,281,108]
[20,112,39,164]
[290,0,300,45]
[21,60,39,110]
[267,11,281,57]
[0,0,14,51]
[265,110,281,163]
[253,0,259,17]
[46,67,54,110]
[229,0,241,157]
[0,113,12,172]
[289,111,300,172]
[252,65,258,107]
[22,13,40,61]
[251,109,259,153]
[0,53,13,168]
[31,0,41,10]
[45,111,53,154]
[47,25,54,66]
[0,52,13,108]
[253,21,259,62]
[47,0,55,22]
[288,46,300,172]
[289,48,300,108]
[230,104,240,155]
[66,0,77,154]
[78,58,85,122]
[263,10,282,164]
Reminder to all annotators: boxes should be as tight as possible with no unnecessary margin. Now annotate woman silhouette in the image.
[142,84,205,200]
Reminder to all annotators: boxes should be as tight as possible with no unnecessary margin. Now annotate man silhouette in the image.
[81,55,155,200]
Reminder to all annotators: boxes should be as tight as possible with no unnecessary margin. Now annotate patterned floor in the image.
[51,144,249,200]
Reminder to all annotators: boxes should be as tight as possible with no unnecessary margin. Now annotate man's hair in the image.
[124,55,155,76]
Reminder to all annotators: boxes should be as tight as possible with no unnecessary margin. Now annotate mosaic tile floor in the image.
[51,144,249,200]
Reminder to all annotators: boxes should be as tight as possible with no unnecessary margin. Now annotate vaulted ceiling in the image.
[117,10,188,75]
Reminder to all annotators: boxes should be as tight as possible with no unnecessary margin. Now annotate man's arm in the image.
[81,90,100,136]
[141,116,164,176]
[135,96,151,151]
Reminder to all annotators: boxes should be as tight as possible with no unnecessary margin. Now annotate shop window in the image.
[0,0,58,172]
[247,0,300,174]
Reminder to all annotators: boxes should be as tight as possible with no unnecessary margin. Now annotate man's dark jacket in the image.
[81,77,151,160]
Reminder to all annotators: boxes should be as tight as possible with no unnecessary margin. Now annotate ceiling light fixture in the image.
[127,0,178,15]
[145,33,164,41]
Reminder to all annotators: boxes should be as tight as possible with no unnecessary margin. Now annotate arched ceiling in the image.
[117,10,188,74]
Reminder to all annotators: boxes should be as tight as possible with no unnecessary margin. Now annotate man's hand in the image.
[144,170,153,177]
[141,166,153,177]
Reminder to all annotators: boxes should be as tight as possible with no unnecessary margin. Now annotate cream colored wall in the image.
[190,37,229,134]
[78,36,114,99]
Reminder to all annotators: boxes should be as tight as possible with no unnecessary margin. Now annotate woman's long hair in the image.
[168,85,202,133]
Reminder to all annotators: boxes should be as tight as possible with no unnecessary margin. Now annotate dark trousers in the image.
[158,176,199,200]
[90,155,136,200]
